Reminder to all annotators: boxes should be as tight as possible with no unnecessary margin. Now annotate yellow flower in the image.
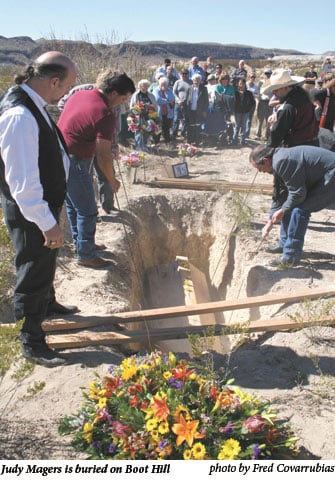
[218,439,241,460]
[150,429,159,441]
[173,405,191,422]
[183,449,192,460]
[146,418,158,431]
[232,386,254,404]
[82,422,94,443]
[88,381,99,399]
[192,442,206,460]
[120,358,137,381]
[172,414,205,447]
[158,421,169,434]
[98,397,107,409]
[163,371,173,380]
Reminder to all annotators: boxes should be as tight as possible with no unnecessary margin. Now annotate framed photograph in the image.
[172,162,189,178]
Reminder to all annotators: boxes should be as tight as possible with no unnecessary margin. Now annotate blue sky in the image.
[1,0,334,55]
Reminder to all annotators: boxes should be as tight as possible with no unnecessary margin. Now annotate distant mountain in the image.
[0,35,311,67]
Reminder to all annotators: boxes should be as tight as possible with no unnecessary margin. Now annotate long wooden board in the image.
[39,286,335,333]
[148,178,273,195]
[46,315,335,349]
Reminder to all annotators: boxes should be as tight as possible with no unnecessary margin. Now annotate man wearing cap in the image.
[249,144,335,268]
[172,68,191,140]
[188,57,205,82]
[263,69,319,148]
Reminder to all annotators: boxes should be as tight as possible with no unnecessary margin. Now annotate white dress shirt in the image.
[0,84,69,232]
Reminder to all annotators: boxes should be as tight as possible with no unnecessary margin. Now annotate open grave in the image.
[47,189,335,353]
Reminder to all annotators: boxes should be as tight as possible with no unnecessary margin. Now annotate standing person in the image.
[246,72,259,137]
[249,144,335,268]
[0,51,78,367]
[165,65,179,88]
[256,69,273,139]
[129,79,158,151]
[320,57,333,79]
[153,76,175,144]
[262,69,319,148]
[185,73,209,145]
[232,78,255,146]
[58,79,122,215]
[58,72,135,269]
[214,73,235,121]
[231,59,248,87]
[304,63,318,89]
[152,58,178,82]
[188,57,205,82]
[312,77,335,132]
[172,68,191,140]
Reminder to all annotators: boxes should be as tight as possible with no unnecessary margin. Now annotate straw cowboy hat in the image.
[261,69,305,95]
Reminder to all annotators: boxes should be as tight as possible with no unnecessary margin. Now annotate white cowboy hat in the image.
[261,69,305,95]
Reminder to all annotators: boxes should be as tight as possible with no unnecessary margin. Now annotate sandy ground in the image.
[0,134,335,460]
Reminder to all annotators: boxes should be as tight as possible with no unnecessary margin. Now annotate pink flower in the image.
[242,415,266,433]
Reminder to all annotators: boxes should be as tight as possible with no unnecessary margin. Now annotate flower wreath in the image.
[59,351,298,460]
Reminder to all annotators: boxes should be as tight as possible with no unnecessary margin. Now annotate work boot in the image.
[78,256,113,269]
[22,342,67,368]
[265,245,283,254]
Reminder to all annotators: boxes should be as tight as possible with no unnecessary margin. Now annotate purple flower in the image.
[253,444,261,459]
[108,442,117,454]
[158,439,168,451]
[223,421,234,436]
[92,441,101,450]
[168,378,183,390]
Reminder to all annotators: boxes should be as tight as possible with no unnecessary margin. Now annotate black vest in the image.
[0,86,67,208]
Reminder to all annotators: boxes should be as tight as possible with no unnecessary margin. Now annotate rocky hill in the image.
[0,35,311,67]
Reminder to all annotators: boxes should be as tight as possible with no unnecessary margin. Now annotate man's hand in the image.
[109,177,121,193]
[272,208,284,224]
[262,219,273,239]
[43,223,64,249]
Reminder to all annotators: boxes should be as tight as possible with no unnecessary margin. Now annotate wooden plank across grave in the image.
[148,178,273,195]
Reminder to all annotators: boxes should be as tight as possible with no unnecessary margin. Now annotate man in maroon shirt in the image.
[58,72,135,268]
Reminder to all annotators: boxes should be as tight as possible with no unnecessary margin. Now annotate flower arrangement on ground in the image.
[121,151,145,168]
[59,351,298,460]
[127,102,161,136]
[178,143,198,158]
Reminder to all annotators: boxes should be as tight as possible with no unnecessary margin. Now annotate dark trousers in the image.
[186,110,201,145]
[2,195,60,346]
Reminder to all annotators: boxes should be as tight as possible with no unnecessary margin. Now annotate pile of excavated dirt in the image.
[0,140,334,459]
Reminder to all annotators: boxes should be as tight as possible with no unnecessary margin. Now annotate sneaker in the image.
[78,256,113,269]
[265,245,283,254]
[268,256,298,268]
[22,343,67,367]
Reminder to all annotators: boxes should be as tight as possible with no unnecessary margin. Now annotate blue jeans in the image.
[66,156,98,261]
[233,112,249,144]
[93,157,114,212]
[173,103,186,137]
[279,207,311,262]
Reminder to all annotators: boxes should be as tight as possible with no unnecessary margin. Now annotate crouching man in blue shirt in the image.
[249,144,335,268]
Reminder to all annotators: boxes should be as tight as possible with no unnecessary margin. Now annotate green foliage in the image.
[225,192,254,235]
[0,210,14,306]
[0,323,21,378]
[288,298,334,341]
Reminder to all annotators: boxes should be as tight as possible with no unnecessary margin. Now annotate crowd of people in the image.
[0,49,334,367]
[128,56,334,150]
